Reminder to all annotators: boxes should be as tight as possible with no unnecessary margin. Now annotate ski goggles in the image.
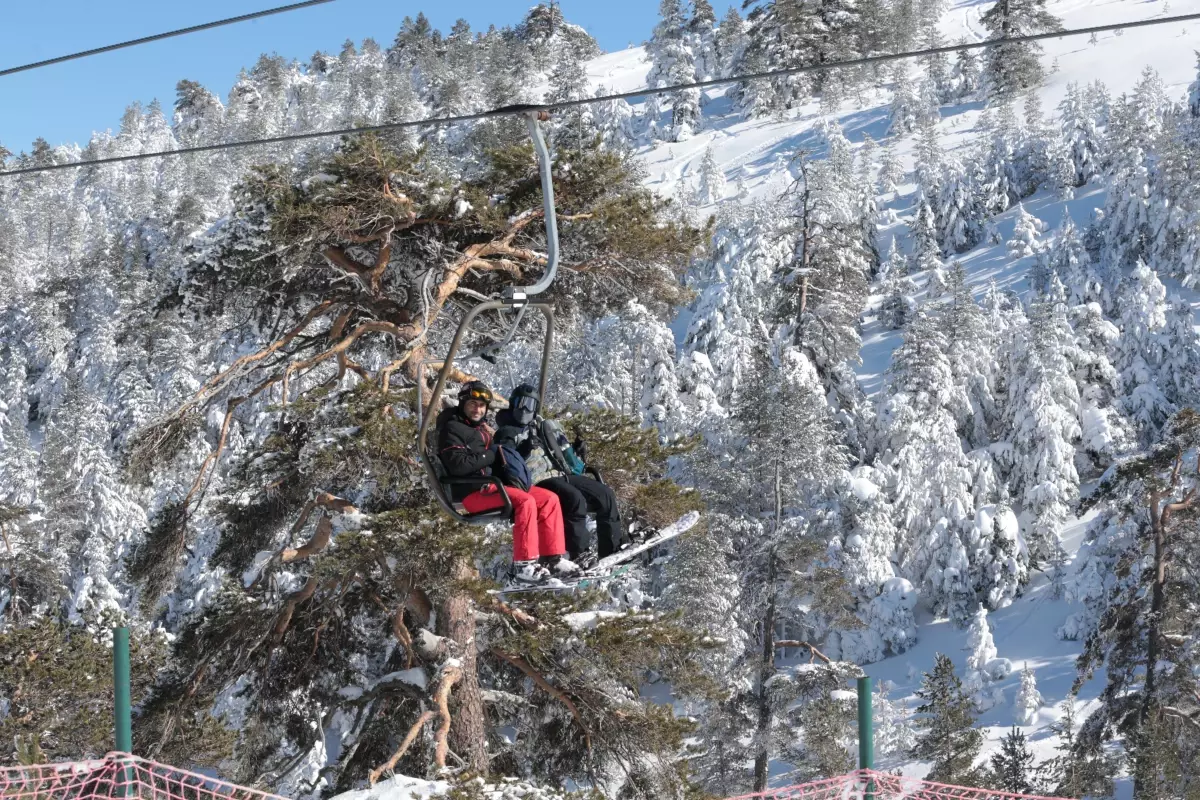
[514,395,539,414]
[461,387,493,405]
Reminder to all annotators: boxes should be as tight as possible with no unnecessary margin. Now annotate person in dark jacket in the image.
[496,384,631,567]
[436,381,578,584]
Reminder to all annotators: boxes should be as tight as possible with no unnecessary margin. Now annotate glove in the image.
[573,436,588,462]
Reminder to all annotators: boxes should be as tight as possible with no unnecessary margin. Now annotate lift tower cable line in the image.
[2,8,1199,178]
[0,0,336,79]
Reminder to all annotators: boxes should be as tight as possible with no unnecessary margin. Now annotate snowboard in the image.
[489,510,699,597]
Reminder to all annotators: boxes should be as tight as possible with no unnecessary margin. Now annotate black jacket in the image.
[495,409,568,484]
[436,406,497,502]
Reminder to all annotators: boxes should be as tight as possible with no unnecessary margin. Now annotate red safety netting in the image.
[725,770,1076,800]
[0,754,287,800]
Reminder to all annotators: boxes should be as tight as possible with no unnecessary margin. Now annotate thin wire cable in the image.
[0,0,335,79]
[2,8,1197,178]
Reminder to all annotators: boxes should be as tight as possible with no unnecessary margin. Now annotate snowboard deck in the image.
[488,511,699,597]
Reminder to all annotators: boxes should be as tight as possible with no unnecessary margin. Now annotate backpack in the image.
[494,443,533,492]
[541,418,586,476]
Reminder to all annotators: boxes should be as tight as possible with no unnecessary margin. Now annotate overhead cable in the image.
[0,0,336,79]
[2,8,1198,179]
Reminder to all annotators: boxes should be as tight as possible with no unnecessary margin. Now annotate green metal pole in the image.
[113,627,132,753]
[858,675,874,800]
[857,675,873,770]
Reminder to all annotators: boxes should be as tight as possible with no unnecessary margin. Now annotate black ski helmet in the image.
[508,383,540,426]
[458,380,494,408]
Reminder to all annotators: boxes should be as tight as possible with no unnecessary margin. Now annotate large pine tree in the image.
[980,0,1062,101]
[912,653,984,784]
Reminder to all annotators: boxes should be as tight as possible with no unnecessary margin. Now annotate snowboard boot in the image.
[543,555,583,580]
[508,560,552,586]
[572,550,599,572]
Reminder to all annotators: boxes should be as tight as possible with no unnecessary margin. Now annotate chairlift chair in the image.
[417,110,560,525]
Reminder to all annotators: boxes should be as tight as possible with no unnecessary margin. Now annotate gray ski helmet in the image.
[509,383,540,426]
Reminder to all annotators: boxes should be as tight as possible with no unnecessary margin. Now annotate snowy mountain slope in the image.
[555,0,1200,419]
[558,0,1200,793]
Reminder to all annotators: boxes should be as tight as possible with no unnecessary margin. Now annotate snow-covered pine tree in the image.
[963,604,1010,711]
[546,47,596,150]
[688,0,719,86]
[965,502,1026,610]
[879,276,919,331]
[874,679,918,757]
[1058,82,1105,188]
[660,518,747,679]
[990,727,1036,792]
[1006,279,1080,569]
[857,134,882,272]
[715,7,749,77]
[920,21,952,104]
[1189,50,1200,118]
[696,144,728,205]
[1103,70,1166,270]
[683,202,792,407]
[980,0,1063,102]
[39,370,147,630]
[1158,296,1200,412]
[910,191,946,295]
[952,41,981,100]
[825,467,916,663]
[879,136,903,198]
[1070,301,1132,473]
[879,310,977,622]
[889,63,922,136]
[912,653,984,784]
[971,106,1022,218]
[942,263,1000,452]
[783,694,857,782]
[1012,663,1043,724]
[0,348,38,509]
[568,301,686,430]
[937,157,982,255]
[776,139,873,452]
[1113,261,1174,443]
[1040,215,1090,302]
[647,0,701,141]
[1007,203,1047,260]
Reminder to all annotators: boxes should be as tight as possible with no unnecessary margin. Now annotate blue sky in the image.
[0,0,660,153]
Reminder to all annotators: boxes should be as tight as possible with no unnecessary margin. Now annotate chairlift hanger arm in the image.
[502,113,559,304]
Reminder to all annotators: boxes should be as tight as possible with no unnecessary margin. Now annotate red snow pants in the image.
[461,484,566,561]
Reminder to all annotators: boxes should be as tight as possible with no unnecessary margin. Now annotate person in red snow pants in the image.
[460,484,565,561]
[435,381,568,572]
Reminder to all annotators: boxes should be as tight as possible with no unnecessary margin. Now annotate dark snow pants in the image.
[537,475,627,559]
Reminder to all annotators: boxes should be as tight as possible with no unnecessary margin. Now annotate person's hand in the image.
[482,422,495,436]
[573,436,588,461]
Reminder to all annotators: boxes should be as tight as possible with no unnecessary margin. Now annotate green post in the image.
[858,675,874,800]
[113,627,132,753]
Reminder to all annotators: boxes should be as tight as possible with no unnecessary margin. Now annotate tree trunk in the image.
[1132,499,1168,798]
[753,458,785,793]
[439,558,488,774]
[1141,503,1167,727]
[752,551,778,793]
